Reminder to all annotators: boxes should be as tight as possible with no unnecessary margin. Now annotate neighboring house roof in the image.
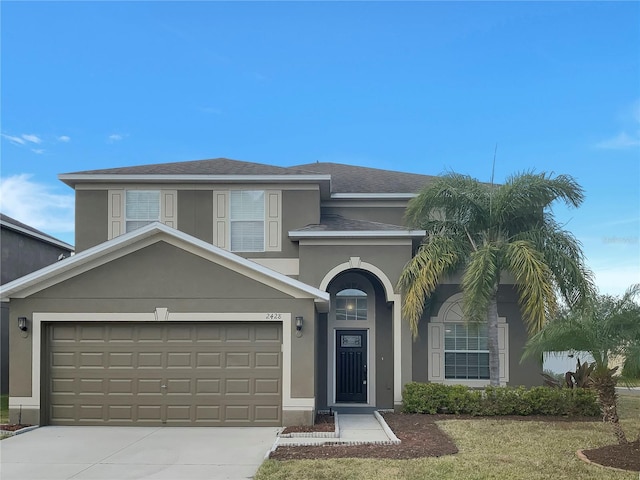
[0,222,329,310]
[289,214,425,239]
[59,157,435,195]
[0,213,74,251]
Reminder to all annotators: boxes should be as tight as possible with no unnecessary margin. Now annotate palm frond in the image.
[517,219,596,307]
[504,240,558,334]
[398,236,466,335]
[461,243,500,323]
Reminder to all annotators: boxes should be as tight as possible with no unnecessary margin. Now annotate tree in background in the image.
[399,172,593,386]
[523,284,640,444]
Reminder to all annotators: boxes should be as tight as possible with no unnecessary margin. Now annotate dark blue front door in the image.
[336,330,367,403]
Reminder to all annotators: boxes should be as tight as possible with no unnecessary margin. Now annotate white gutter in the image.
[59,174,332,184]
[329,193,417,199]
[288,229,426,239]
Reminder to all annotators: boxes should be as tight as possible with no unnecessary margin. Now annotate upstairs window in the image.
[230,190,265,252]
[125,190,160,233]
[336,288,367,320]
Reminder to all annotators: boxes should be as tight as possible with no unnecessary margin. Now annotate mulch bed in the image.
[0,424,31,432]
[281,413,335,434]
[271,412,638,471]
[270,413,458,460]
[581,440,640,472]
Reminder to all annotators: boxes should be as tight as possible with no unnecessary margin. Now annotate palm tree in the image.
[399,172,594,386]
[522,285,640,445]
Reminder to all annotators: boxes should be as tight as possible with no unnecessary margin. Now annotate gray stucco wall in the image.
[411,284,542,387]
[75,190,107,252]
[374,279,394,408]
[178,190,214,243]
[74,187,321,259]
[298,243,413,290]
[8,240,318,424]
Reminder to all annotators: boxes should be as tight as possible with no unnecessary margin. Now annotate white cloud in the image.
[595,131,640,150]
[1,133,26,145]
[57,135,71,142]
[108,133,125,143]
[31,149,45,155]
[0,174,75,238]
[21,134,42,144]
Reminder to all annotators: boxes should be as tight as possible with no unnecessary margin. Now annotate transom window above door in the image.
[125,190,160,232]
[336,288,367,320]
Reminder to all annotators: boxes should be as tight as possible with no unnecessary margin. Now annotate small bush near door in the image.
[402,382,600,416]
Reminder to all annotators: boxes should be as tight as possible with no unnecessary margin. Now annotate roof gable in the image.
[0,223,329,308]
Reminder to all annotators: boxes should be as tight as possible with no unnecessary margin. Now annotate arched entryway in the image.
[318,268,395,410]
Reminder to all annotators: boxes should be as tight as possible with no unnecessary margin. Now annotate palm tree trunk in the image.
[592,371,628,445]
[487,284,500,387]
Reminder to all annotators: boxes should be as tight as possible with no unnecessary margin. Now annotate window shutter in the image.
[108,189,124,239]
[161,190,177,228]
[498,323,509,382]
[427,323,445,382]
[212,191,229,249]
[264,190,281,252]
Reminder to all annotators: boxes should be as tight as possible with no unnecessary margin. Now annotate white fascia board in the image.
[330,193,417,199]
[288,230,426,239]
[0,222,330,305]
[0,220,74,251]
[58,173,332,185]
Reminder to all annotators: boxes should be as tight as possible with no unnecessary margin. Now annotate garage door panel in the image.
[48,322,282,426]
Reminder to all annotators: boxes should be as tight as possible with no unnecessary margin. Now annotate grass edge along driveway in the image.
[255,394,640,480]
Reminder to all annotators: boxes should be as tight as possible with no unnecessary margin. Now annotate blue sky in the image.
[1,1,638,295]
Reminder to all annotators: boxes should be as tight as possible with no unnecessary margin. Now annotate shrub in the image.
[402,382,599,416]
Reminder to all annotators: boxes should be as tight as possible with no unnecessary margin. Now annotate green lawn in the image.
[256,394,640,480]
[1,394,8,424]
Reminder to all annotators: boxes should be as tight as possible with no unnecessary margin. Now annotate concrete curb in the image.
[0,425,39,437]
[278,412,340,438]
[374,410,401,444]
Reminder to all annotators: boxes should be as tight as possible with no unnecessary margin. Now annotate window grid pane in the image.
[335,293,367,320]
[230,191,265,252]
[444,322,490,380]
[125,191,160,233]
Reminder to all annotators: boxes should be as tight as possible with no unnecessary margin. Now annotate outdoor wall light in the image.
[295,316,304,332]
[18,317,28,332]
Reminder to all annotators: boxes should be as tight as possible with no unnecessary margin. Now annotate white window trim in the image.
[428,292,509,387]
[212,189,282,253]
[229,190,265,252]
[10,311,314,415]
[108,189,177,239]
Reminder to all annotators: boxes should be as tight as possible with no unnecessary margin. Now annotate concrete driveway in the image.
[0,426,279,480]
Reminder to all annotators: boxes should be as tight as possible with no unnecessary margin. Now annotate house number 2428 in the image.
[265,313,282,319]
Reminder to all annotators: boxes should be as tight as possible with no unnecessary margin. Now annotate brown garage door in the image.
[46,322,282,426]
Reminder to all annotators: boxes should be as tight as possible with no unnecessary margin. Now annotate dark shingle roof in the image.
[63,158,311,176]
[0,213,74,250]
[291,214,408,232]
[63,158,436,194]
[289,162,435,193]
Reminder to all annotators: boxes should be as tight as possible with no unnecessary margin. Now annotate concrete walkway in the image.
[275,412,399,447]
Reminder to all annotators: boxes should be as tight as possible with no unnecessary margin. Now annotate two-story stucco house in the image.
[0,158,540,427]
